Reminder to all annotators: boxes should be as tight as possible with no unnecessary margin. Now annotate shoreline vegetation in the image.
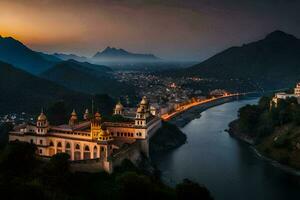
[228,96,300,171]
[150,121,187,153]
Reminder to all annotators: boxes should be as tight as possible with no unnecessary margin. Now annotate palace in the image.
[271,83,300,108]
[9,96,162,173]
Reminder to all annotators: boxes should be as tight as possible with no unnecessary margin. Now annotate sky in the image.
[0,0,299,61]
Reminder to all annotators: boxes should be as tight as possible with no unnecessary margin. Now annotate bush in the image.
[273,135,289,148]
[0,141,37,176]
[176,179,213,200]
[279,155,290,165]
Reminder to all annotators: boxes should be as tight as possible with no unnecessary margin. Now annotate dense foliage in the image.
[237,96,300,139]
[0,123,13,148]
[150,121,187,153]
[234,95,300,168]
[0,141,213,200]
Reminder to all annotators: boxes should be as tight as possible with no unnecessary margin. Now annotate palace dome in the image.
[140,96,148,105]
[38,112,47,121]
[115,101,124,110]
[70,109,78,120]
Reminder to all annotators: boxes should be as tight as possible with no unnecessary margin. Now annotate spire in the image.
[83,109,90,120]
[71,109,76,115]
[69,109,78,126]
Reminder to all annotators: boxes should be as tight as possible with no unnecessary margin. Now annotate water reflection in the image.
[152,98,300,200]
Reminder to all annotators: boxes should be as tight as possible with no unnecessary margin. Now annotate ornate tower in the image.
[91,112,102,140]
[97,123,114,172]
[36,111,49,134]
[114,101,124,115]
[83,109,90,121]
[69,109,78,126]
[135,96,151,126]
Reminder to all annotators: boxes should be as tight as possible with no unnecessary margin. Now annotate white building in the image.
[271,83,300,107]
[9,96,161,173]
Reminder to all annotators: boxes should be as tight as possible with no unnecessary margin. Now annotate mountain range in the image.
[167,30,300,91]
[0,36,54,74]
[0,36,136,108]
[92,46,159,62]
[53,53,88,62]
[0,60,90,113]
[41,59,134,96]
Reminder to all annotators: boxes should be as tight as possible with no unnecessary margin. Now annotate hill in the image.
[53,53,88,62]
[92,46,159,62]
[0,60,90,114]
[229,96,300,170]
[0,36,54,74]
[169,30,300,91]
[38,52,62,62]
[41,60,135,97]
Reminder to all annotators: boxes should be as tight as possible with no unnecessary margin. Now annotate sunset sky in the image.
[1,0,299,61]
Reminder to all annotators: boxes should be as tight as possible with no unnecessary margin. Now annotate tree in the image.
[176,179,213,200]
[238,104,261,134]
[258,96,271,111]
[0,141,37,177]
[42,153,71,189]
[116,172,153,200]
[0,122,13,148]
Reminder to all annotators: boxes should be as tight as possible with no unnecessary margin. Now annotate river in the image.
[152,98,300,200]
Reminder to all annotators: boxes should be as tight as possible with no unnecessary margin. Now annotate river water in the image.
[152,98,300,200]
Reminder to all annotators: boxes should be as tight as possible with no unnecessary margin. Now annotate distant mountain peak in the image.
[0,35,53,74]
[98,46,130,55]
[93,46,159,61]
[0,35,24,46]
[53,52,88,62]
[265,30,297,41]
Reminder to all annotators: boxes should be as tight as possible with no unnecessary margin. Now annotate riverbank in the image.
[169,95,239,127]
[228,119,300,173]
[152,98,300,200]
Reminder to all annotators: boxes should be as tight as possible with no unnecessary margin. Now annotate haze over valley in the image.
[1,1,300,200]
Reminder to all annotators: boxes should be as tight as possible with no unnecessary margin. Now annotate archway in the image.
[56,141,62,153]
[74,144,81,160]
[83,145,90,159]
[93,146,98,158]
[65,142,71,156]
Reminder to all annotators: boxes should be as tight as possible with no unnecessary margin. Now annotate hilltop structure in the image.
[271,83,300,107]
[9,96,161,173]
